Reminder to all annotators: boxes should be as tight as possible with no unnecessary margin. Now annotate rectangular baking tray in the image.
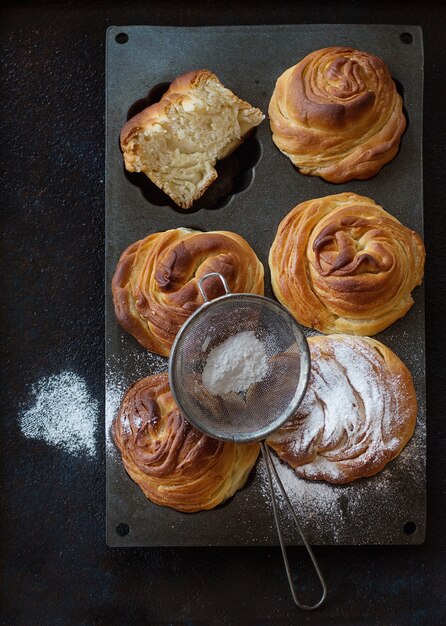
[105,24,425,546]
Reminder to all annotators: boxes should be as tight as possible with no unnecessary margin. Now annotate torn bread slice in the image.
[120,70,264,209]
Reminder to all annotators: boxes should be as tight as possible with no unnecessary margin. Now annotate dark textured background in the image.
[1,2,445,625]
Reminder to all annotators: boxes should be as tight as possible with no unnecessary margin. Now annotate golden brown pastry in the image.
[269,192,425,336]
[267,335,417,484]
[112,227,264,356]
[268,46,406,182]
[120,69,264,209]
[112,373,260,512]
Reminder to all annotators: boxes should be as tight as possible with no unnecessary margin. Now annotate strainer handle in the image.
[198,272,231,302]
[260,442,328,610]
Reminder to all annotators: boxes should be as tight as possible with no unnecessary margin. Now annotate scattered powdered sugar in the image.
[106,343,168,454]
[105,373,128,453]
[202,330,269,395]
[258,459,345,543]
[269,336,412,483]
[257,457,345,525]
[201,336,211,352]
[106,330,426,544]
[19,372,98,457]
[303,327,324,338]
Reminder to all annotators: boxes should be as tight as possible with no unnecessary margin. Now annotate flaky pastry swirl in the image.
[112,227,264,355]
[112,373,260,512]
[267,335,417,484]
[268,46,406,182]
[269,193,425,335]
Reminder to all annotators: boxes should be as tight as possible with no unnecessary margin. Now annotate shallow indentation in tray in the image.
[123,131,262,212]
[105,24,425,547]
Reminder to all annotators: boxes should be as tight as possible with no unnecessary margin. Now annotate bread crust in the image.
[268,47,406,182]
[112,373,260,512]
[112,227,264,355]
[120,70,257,147]
[120,69,264,208]
[269,192,425,336]
[267,334,417,484]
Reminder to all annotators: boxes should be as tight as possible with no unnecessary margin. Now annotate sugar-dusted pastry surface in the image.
[268,46,406,182]
[269,192,425,336]
[267,335,417,484]
[112,373,260,512]
[112,227,264,356]
[120,69,264,209]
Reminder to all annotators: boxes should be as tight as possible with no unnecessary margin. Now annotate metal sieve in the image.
[168,273,327,609]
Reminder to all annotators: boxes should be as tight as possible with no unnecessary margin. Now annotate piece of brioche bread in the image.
[120,70,264,209]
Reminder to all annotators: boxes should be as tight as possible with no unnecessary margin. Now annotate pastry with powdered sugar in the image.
[267,334,417,484]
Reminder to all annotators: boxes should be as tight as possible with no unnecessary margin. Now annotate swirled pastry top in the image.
[267,335,417,484]
[268,46,406,182]
[269,193,425,336]
[112,227,264,356]
[112,373,260,512]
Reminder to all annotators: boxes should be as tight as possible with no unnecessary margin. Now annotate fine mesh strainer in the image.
[168,273,327,610]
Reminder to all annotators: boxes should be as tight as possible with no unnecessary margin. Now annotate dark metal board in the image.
[105,24,425,547]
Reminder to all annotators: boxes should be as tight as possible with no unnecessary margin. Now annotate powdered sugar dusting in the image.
[269,336,415,483]
[106,343,168,453]
[256,433,425,544]
[105,373,127,453]
[19,372,98,457]
[107,331,426,545]
[257,457,346,541]
[202,330,269,395]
